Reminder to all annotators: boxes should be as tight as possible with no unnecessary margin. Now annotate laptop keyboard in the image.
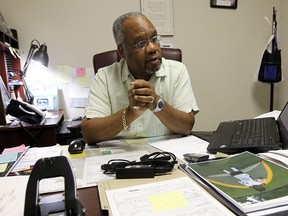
[231,118,274,147]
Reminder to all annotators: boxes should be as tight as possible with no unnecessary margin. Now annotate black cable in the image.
[140,152,177,164]
[19,121,46,147]
[101,152,177,175]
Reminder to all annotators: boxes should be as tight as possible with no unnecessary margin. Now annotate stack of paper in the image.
[0,144,29,176]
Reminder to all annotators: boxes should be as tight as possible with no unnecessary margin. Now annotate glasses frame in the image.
[124,34,161,50]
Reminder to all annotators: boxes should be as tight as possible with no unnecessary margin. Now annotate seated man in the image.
[81,12,199,144]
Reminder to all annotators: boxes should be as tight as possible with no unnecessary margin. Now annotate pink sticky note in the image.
[76,67,86,77]
[2,144,26,153]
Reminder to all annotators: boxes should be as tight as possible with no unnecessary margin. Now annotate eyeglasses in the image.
[124,35,161,49]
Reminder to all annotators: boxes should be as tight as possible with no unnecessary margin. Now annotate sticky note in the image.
[0,152,18,164]
[2,144,26,154]
[0,163,8,172]
[76,67,86,77]
[57,65,71,83]
[101,151,112,155]
[148,191,189,212]
[68,151,86,158]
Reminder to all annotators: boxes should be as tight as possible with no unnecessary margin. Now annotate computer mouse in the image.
[68,139,85,154]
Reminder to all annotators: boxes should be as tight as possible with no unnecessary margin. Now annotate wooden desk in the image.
[78,187,107,216]
[0,109,64,152]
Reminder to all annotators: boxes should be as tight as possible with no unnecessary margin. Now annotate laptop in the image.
[207,101,288,154]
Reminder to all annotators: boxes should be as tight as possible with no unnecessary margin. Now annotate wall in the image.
[1,0,286,132]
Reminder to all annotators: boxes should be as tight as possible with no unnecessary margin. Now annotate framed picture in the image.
[141,0,174,35]
[210,0,237,9]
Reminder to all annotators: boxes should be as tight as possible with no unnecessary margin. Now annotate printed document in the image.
[0,176,29,216]
[149,135,210,161]
[106,177,234,216]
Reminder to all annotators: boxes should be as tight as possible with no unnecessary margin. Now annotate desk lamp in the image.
[20,39,49,104]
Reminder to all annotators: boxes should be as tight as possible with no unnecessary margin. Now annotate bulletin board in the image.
[140,0,174,35]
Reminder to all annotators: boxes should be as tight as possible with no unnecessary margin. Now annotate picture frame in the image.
[210,0,237,9]
[140,0,174,35]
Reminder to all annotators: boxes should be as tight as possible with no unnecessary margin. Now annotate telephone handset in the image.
[6,99,46,125]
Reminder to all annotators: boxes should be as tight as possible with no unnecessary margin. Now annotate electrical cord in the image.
[101,152,177,177]
[140,151,177,164]
[19,120,46,147]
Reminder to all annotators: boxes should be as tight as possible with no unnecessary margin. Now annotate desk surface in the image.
[6,134,288,215]
[74,135,288,216]
[78,187,107,216]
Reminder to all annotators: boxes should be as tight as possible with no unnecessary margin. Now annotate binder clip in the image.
[24,156,85,216]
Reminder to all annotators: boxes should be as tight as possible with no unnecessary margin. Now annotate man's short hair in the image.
[112,12,145,45]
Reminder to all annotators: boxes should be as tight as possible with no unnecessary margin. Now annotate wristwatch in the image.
[152,98,164,113]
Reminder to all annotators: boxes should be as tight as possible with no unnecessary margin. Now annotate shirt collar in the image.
[121,58,167,83]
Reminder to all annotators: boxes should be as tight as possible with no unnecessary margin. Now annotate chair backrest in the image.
[92,47,182,74]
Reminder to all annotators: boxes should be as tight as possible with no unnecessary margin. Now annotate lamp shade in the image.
[32,44,49,67]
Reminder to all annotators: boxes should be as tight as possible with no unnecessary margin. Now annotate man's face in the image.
[119,16,162,80]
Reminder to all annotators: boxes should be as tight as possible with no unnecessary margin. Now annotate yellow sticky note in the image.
[148,191,189,212]
[75,76,90,88]
[68,151,86,158]
[57,65,71,83]
[0,163,8,172]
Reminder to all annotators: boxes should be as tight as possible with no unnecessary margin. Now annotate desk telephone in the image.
[6,99,46,125]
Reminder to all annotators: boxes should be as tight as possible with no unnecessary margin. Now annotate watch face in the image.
[152,98,164,112]
[158,100,164,109]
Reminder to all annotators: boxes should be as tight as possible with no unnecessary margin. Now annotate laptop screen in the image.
[277,101,288,149]
[0,76,11,111]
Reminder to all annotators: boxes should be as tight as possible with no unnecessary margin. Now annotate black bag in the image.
[258,49,282,83]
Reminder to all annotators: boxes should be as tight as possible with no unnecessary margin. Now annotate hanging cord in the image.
[19,121,46,147]
[272,7,278,52]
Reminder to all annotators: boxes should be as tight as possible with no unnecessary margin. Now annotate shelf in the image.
[0,29,21,125]
[0,29,18,50]
[9,81,23,91]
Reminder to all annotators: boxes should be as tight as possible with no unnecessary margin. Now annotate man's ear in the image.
[117,45,125,59]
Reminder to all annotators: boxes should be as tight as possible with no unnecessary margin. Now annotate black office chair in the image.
[92,47,182,73]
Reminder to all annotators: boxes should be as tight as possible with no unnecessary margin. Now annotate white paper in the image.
[149,135,210,162]
[254,110,281,119]
[0,176,29,216]
[106,177,234,216]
